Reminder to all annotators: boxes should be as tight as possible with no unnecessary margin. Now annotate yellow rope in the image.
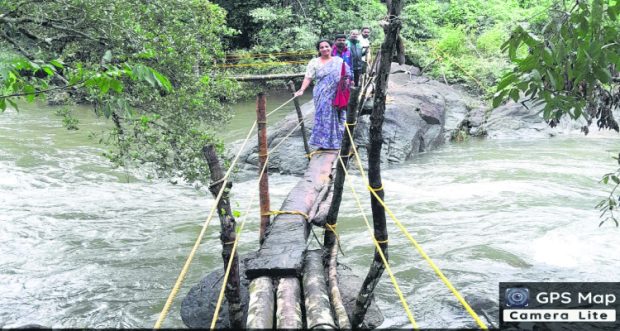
[343,125,489,330]
[337,156,418,329]
[263,210,309,220]
[154,96,295,328]
[153,120,257,329]
[216,60,307,68]
[369,185,383,192]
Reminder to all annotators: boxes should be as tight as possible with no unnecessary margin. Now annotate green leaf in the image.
[593,66,612,83]
[496,73,517,91]
[492,89,509,108]
[23,85,36,102]
[546,69,557,89]
[612,176,620,185]
[151,69,172,92]
[109,79,123,93]
[509,88,520,102]
[0,98,6,112]
[42,66,55,76]
[50,59,64,69]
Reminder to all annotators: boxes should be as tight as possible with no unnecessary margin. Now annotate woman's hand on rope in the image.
[294,89,304,98]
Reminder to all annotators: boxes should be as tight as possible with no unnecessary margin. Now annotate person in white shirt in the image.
[359,27,371,73]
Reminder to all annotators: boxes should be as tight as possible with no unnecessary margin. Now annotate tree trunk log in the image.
[256,92,271,244]
[246,276,275,328]
[352,1,403,327]
[328,243,350,329]
[303,250,336,329]
[276,277,303,329]
[202,144,243,329]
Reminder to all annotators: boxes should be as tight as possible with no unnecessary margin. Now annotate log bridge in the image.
[181,88,383,329]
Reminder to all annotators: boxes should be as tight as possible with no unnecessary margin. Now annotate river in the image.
[1,97,619,328]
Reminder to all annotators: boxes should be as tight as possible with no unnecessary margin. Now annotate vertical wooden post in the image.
[202,144,242,328]
[352,0,404,328]
[287,80,311,156]
[256,92,271,244]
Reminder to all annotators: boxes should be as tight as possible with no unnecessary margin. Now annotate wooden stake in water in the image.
[256,92,271,244]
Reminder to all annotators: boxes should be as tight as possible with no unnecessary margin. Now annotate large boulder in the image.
[483,100,556,139]
[230,63,480,175]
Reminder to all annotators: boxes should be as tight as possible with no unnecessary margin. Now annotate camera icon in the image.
[505,288,529,308]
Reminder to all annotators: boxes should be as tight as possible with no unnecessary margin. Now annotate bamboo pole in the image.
[202,144,242,328]
[232,72,306,81]
[352,0,404,327]
[256,92,271,244]
[246,276,275,328]
[287,80,311,156]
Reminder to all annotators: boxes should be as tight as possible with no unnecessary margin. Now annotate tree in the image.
[493,0,620,225]
[0,0,239,184]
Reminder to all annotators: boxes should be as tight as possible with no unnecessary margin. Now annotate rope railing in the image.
[154,96,296,328]
[336,155,419,329]
[343,124,489,330]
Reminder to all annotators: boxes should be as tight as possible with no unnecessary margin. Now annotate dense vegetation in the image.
[1,0,239,183]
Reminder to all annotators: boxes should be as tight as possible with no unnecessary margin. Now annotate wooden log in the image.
[231,72,306,81]
[246,276,275,329]
[256,92,271,244]
[276,277,303,329]
[287,80,311,156]
[329,244,350,329]
[307,180,331,226]
[245,151,337,278]
[303,250,336,329]
[310,190,333,227]
[352,1,404,327]
[202,144,242,329]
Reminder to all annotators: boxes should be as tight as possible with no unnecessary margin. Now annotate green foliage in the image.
[493,0,620,126]
[597,165,620,227]
[437,27,468,56]
[476,25,509,56]
[0,0,239,184]
[401,0,554,95]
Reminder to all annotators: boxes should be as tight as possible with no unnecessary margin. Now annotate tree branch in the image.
[0,30,34,60]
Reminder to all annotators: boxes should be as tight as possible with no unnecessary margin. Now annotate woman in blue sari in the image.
[294,39,351,150]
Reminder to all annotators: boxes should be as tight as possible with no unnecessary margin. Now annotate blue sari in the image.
[309,57,351,149]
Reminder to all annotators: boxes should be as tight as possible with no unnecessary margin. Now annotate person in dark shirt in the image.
[346,30,364,86]
[331,33,352,69]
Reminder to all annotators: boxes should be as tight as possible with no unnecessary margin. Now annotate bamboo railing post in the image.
[352,0,404,328]
[202,144,242,328]
[256,92,271,244]
[287,80,311,156]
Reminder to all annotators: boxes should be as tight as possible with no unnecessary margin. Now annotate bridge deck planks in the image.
[245,151,337,279]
